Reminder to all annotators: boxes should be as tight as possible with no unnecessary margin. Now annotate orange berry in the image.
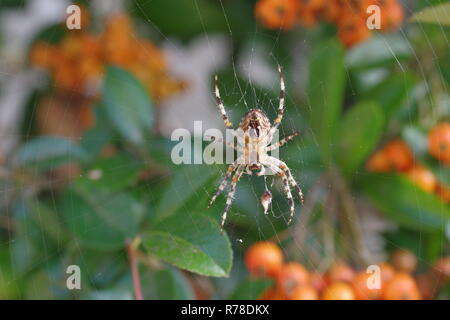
[259,286,286,300]
[352,272,383,300]
[297,8,318,27]
[79,34,102,59]
[289,285,318,300]
[299,0,324,10]
[339,0,376,15]
[325,261,356,284]
[255,0,299,30]
[380,0,404,32]
[310,271,327,292]
[79,57,103,81]
[322,282,355,300]
[391,249,417,273]
[383,139,414,172]
[276,262,310,297]
[383,272,421,300]
[29,42,57,69]
[245,241,283,278]
[60,34,84,60]
[415,273,437,300]
[433,257,450,282]
[366,149,391,172]
[337,14,372,48]
[78,102,95,130]
[102,14,136,66]
[428,123,450,164]
[405,164,437,193]
[316,0,340,23]
[436,184,450,204]
[338,0,360,11]
[379,262,396,284]
[53,63,82,91]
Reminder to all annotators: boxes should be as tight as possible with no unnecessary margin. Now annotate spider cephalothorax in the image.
[239,109,271,137]
[208,65,304,231]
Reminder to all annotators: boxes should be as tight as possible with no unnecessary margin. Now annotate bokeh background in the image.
[0,0,449,300]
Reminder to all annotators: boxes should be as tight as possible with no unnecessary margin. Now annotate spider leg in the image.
[214,74,234,130]
[206,135,242,152]
[269,157,304,204]
[280,171,296,225]
[261,65,285,145]
[264,162,295,225]
[283,166,304,205]
[265,131,300,151]
[220,165,245,231]
[207,162,238,209]
[272,64,285,129]
[256,165,266,176]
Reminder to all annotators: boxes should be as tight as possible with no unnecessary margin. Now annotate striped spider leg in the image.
[266,156,304,207]
[262,161,296,224]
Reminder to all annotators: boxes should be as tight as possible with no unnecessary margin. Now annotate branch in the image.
[287,173,329,259]
[127,238,144,300]
[330,168,371,266]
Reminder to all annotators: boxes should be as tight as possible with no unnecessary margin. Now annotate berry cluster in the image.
[367,123,450,204]
[254,0,404,47]
[245,241,450,300]
[30,12,185,102]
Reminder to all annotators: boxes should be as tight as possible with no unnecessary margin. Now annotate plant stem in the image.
[330,168,371,266]
[291,174,328,247]
[127,239,144,300]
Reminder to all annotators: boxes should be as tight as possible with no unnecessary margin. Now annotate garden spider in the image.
[208,65,304,231]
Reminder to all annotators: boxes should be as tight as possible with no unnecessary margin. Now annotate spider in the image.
[207,65,304,231]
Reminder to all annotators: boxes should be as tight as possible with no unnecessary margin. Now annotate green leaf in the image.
[155,165,219,221]
[11,201,59,275]
[25,262,81,299]
[133,0,226,40]
[410,3,450,26]
[62,185,144,250]
[308,39,345,163]
[335,102,384,176]
[29,23,66,47]
[228,278,273,300]
[346,34,412,70]
[143,213,232,277]
[439,51,450,85]
[141,267,195,300]
[363,73,416,118]
[71,248,128,288]
[77,154,142,192]
[0,0,30,8]
[85,290,133,300]
[14,136,86,170]
[27,201,69,245]
[0,248,20,299]
[102,66,153,145]
[361,174,450,231]
[79,105,114,161]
